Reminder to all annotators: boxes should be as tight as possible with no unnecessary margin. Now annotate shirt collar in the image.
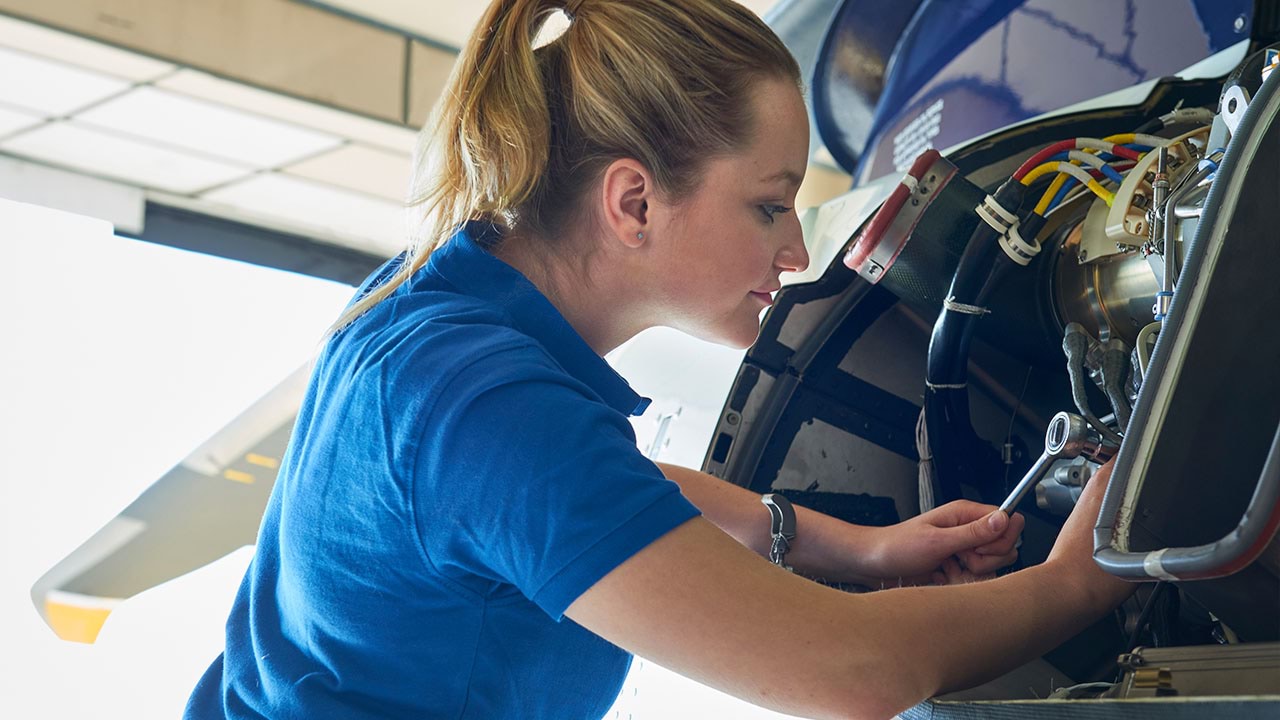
[426,223,651,417]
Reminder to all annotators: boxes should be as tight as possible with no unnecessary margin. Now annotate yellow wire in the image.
[1030,134,1138,213]
[1020,162,1063,186]
[1088,181,1115,206]
[1035,173,1071,215]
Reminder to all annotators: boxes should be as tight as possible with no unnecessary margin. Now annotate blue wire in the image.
[1044,144,1156,211]
[1048,176,1077,212]
[1096,164,1125,184]
[1045,151,1127,185]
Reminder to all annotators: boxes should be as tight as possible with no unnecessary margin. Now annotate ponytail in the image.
[331,0,800,334]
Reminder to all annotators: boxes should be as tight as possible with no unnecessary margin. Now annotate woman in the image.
[186,1,1133,718]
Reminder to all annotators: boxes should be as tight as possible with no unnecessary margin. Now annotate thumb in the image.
[950,510,1008,550]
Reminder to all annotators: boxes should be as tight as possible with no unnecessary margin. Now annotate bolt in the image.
[726,412,739,426]
[1234,14,1246,33]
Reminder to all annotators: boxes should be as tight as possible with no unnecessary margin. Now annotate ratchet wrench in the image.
[999,411,1118,514]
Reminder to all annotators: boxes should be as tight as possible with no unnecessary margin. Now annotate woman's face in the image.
[651,78,811,349]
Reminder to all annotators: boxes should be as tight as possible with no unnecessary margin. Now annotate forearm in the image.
[859,562,1120,701]
[569,516,1124,720]
[657,462,882,584]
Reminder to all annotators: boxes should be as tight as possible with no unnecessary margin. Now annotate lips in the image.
[750,290,774,306]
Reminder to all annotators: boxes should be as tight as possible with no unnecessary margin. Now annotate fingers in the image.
[947,508,1012,551]
[959,548,1018,575]
[930,499,994,526]
[973,511,1025,555]
[1075,459,1115,516]
[933,556,997,585]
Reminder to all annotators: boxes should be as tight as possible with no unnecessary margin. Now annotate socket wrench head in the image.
[1046,411,1116,462]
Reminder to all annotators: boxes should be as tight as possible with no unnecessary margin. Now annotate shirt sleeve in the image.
[410,348,701,619]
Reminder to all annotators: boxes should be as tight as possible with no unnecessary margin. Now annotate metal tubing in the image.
[1094,64,1280,581]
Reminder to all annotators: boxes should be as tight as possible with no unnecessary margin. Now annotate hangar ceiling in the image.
[0,0,845,269]
[313,0,781,49]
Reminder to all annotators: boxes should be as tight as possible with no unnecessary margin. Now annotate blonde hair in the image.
[332,0,801,332]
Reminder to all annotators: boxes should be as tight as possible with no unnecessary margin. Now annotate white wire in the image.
[1132,133,1171,147]
[1055,161,1098,189]
[916,407,936,513]
[1066,149,1110,172]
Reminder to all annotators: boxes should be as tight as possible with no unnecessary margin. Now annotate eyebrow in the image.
[760,169,805,187]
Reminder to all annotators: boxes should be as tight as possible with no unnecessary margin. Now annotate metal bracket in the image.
[762,493,797,571]
[1221,84,1251,137]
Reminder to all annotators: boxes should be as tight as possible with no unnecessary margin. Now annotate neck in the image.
[493,234,648,356]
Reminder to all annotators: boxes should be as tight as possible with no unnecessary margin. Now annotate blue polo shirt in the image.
[186,223,701,719]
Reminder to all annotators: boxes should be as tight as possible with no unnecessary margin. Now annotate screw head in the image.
[1234,14,1246,33]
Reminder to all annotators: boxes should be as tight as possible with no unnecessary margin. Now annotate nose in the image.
[776,224,809,274]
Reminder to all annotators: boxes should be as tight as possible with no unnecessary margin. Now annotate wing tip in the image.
[39,591,121,644]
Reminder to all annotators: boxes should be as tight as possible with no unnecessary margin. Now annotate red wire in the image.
[1085,161,1136,179]
[1013,140,1144,180]
[1012,140,1076,180]
[1108,146,1142,161]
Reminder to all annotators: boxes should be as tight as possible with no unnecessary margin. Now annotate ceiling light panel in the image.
[0,104,44,138]
[75,87,344,168]
[156,70,419,154]
[2,121,251,194]
[0,14,176,82]
[201,173,405,258]
[0,46,130,116]
[283,144,411,201]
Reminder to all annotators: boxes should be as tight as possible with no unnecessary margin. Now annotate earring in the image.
[637,231,645,240]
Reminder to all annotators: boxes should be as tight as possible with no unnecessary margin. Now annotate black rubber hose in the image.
[924,180,1029,501]
[1133,117,1163,135]
[1063,323,1125,447]
[1100,340,1133,431]
[1125,581,1169,650]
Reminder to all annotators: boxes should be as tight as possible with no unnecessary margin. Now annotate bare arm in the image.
[657,462,1024,585]
[569,465,1133,719]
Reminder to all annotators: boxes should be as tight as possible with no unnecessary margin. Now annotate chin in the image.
[705,321,762,350]
[671,310,763,350]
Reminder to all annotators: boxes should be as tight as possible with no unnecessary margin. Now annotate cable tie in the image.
[980,193,1019,226]
[975,204,1008,234]
[998,222,1042,266]
[900,174,919,193]
[925,381,968,390]
[943,296,991,315]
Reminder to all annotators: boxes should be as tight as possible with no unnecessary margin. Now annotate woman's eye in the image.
[758,204,793,223]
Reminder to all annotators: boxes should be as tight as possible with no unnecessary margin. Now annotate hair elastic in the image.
[563,0,586,21]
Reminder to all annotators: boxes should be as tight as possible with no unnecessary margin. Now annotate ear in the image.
[600,158,652,249]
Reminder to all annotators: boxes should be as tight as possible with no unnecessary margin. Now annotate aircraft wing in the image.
[30,366,309,643]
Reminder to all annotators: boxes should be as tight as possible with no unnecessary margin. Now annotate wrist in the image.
[775,500,886,585]
[1042,556,1135,616]
[823,521,890,586]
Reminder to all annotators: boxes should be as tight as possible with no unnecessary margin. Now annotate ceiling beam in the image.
[0,0,455,126]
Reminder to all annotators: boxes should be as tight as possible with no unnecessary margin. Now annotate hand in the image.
[864,500,1025,586]
[1046,459,1137,609]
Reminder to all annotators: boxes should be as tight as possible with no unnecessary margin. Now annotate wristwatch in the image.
[761,493,796,571]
